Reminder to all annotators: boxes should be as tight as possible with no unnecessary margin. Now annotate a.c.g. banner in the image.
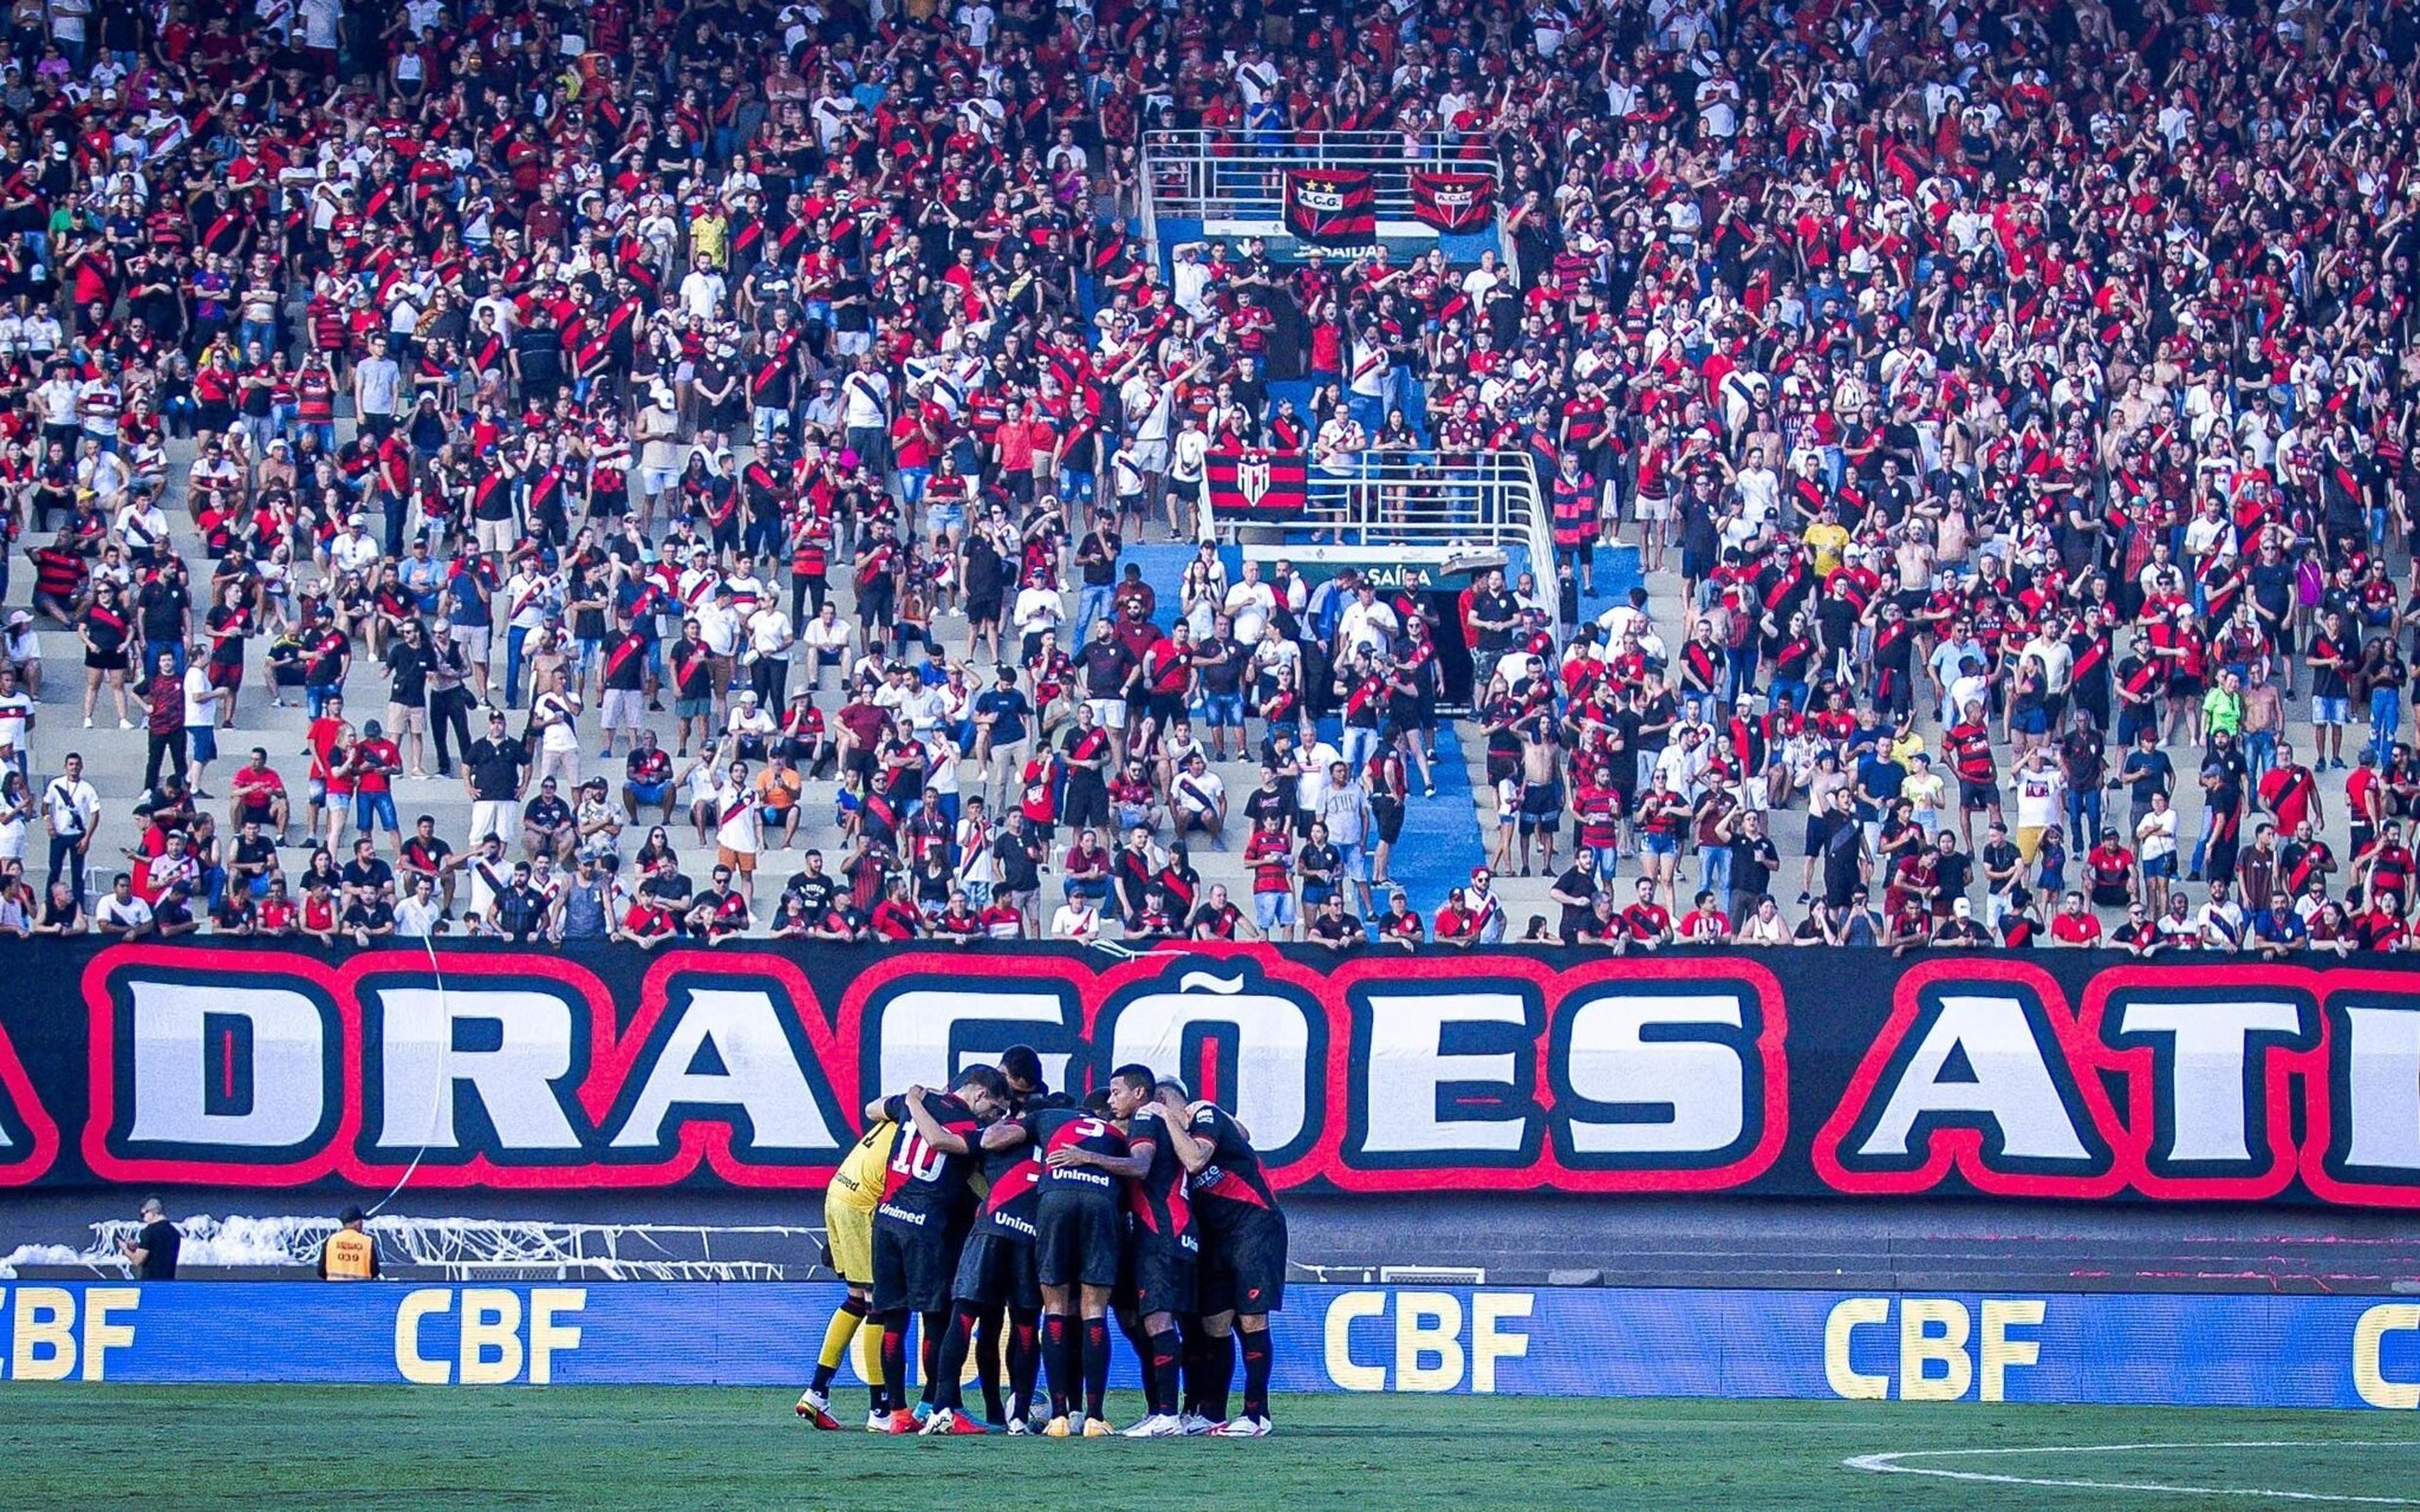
[0,942,2416,1208]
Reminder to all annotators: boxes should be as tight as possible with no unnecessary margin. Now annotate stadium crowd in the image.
[3,0,2420,954]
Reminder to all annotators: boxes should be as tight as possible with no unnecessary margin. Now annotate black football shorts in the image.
[872,1217,954,1314]
[953,1230,1041,1310]
[1129,1234,1198,1317]
[1198,1208,1288,1316]
[1035,1195,1124,1288]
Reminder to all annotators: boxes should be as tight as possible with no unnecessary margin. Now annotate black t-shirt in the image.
[1729,835,1778,897]
[139,578,190,640]
[785,871,840,916]
[1081,639,1135,698]
[1981,839,2022,893]
[1308,909,1363,944]
[1551,864,1595,938]
[466,736,528,801]
[994,828,1042,891]
[386,638,431,704]
[1242,783,1295,831]
[2121,745,2174,802]
[340,857,394,895]
[135,1217,180,1279]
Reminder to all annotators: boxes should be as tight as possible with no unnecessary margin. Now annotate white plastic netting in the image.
[1,1215,823,1281]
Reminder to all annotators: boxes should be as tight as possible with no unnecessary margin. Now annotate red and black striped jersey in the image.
[1124,1105,1195,1244]
[875,1091,982,1220]
[1185,1104,1275,1224]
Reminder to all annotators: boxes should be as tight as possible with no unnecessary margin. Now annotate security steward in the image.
[316,1205,381,1280]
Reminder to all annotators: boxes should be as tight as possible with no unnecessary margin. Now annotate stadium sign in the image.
[0,943,2416,1206]
[0,1281,2415,1408]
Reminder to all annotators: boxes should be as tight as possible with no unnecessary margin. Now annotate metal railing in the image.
[1143,128,1501,228]
[1199,447,1556,619]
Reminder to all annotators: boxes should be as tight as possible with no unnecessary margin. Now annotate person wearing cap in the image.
[316,1206,381,1280]
[463,709,529,845]
[3,608,41,696]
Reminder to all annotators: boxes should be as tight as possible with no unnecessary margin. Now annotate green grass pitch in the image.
[3,1387,2416,1509]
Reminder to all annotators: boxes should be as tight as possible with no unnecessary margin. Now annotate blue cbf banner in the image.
[0,1282,2415,1409]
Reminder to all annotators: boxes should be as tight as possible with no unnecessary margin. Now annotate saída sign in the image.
[0,942,2416,1207]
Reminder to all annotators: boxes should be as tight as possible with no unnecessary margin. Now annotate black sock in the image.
[930,1304,981,1412]
[1082,1317,1111,1419]
[1206,1330,1235,1421]
[919,1311,946,1406]
[877,1314,909,1417]
[976,1305,1005,1423]
[1042,1314,1075,1419]
[1009,1310,1041,1420]
[1117,1310,1157,1413]
[1240,1327,1272,1418]
[1147,1326,1181,1421]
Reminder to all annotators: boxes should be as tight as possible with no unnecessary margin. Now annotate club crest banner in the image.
[1284,168,1376,243]
[1410,171,1494,233]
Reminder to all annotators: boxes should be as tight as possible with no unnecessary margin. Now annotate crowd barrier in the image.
[0,1281,2414,1409]
[2,941,2419,1208]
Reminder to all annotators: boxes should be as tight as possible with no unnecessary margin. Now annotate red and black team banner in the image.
[1283,168,1376,244]
[1205,447,1309,518]
[4,942,2420,1208]
[1409,170,1495,234]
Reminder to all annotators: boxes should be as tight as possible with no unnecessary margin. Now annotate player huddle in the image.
[797,1048,1288,1438]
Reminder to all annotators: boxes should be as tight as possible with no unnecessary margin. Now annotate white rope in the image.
[362,929,453,1217]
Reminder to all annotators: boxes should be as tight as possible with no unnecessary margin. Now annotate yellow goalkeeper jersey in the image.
[829,1120,898,1214]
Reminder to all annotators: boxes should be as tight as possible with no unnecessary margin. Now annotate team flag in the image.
[1410,171,1494,233]
[1283,169,1376,243]
[1206,448,1309,518]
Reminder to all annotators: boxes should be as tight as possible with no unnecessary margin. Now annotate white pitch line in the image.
[1844,1441,2420,1506]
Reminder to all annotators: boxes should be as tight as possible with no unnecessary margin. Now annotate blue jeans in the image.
[1340,723,1378,775]
[1697,843,1732,901]
[142,639,187,679]
[505,624,531,708]
[2243,729,2276,784]
[2065,786,2104,850]
[1073,583,1114,650]
[306,682,342,719]
[2371,686,2402,765]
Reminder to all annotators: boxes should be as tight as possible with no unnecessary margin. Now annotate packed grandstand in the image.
[0,0,2414,956]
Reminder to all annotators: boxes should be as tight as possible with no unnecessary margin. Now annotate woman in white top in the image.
[1737,895,1790,946]
[0,769,29,863]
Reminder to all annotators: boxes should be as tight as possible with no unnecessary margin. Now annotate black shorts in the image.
[1129,1234,1198,1317]
[952,1229,1040,1310]
[1036,1195,1124,1288]
[1959,779,2002,812]
[1198,1208,1288,1316]
[1371,797,1405,845]
[872,1213,955,1314]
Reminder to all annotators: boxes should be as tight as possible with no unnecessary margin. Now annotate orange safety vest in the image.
[321,1227,376,1280]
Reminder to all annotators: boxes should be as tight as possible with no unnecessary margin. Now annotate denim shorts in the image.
[1255,890,1297,931]
[2313,697,2349,726]
[354,790,398,832]
[1641,831,1679,857]
[1203,692,1245,728]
